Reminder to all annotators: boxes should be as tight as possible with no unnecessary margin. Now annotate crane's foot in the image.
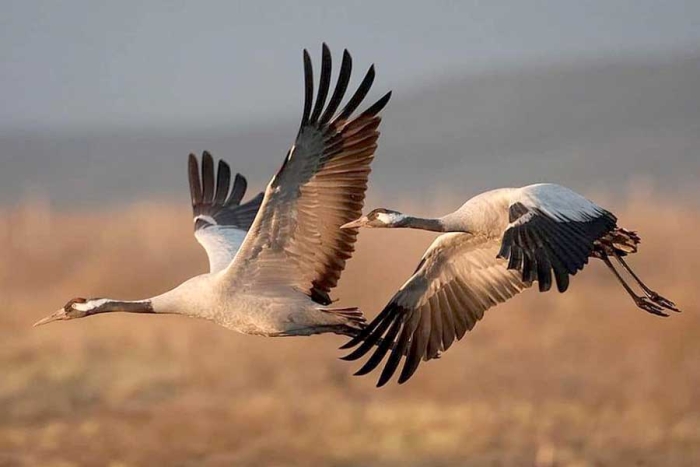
[647,291,681,312]
[635,296,670,317]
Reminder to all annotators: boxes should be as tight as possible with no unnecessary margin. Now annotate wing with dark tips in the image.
[498,184,618,293]
[224,44,391,306]
[342,233,529,387]
[189,151,263,272]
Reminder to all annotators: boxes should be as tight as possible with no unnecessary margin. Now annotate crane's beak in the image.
[33,308,69,327]
[341,216,369,229]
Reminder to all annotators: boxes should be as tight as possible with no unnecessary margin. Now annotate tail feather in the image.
[596,227,641,256]
[322,306,366,329]
[612,228,641,254]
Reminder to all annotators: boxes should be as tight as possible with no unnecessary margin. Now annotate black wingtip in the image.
[339,335,362,350]
[226,172,248,206]
[335,64,376,123]
[200,151,215,204]
[397,346,422,385]
[188,153,202,208]
[318,49,353,126]
[340,346,368,361]
[309,43,333,124]
[353,356,382,376]
[397,366,417,385]
[340,327,388,361]
[300,49,314,130]
[214,159,231,205]
[376,378,390,388]
[361,90,392,118]
[376,369,394,387]
[202,150,214,171]
[353,319,402,377]
[188,153,198,180]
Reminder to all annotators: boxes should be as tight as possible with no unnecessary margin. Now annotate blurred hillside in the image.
[1,53,699,209]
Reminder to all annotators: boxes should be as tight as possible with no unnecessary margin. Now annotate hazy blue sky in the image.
[2,1,699,132]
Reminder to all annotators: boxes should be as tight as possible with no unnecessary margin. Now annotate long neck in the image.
[82,274,214,319]
[399,209,470,233]
[82,298,155,316]
[400,215,446,232]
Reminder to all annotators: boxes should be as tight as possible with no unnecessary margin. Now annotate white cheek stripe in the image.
[376,213,392,224]
[376,213,406,225]
[73,298,110,312]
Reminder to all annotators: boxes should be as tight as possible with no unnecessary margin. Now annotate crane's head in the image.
[341,208,406,229]
[33,297,96,327]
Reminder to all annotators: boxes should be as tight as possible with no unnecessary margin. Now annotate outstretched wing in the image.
[342,233,530,387]
[224,44,391,305]
[189,151,263,273]
[342,184,619,386]
[498,183,617,293]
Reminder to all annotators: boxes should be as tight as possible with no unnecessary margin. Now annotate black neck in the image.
[90,299,154,315]
[401,216,446,232]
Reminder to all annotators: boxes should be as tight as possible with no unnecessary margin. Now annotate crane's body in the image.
[35,45,390,340]
[144,272,355,336]
[382,184,610,236]
[341,183,679,387]
[59,269,361,337]
[441,187,514,234]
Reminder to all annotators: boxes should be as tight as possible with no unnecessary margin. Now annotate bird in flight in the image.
[34,44,392,340]
[340,183,680,386]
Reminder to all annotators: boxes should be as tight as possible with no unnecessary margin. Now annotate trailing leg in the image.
[600,254,670,317]
[613,253,680,312]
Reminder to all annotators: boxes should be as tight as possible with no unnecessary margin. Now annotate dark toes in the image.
[636,297,670,317]
[648,293,681,312]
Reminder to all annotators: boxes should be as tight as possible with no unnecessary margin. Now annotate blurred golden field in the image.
[1,189,699,467]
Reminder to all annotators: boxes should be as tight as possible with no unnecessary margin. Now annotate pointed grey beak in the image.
[341,216,368,229]
[33,309,69,327]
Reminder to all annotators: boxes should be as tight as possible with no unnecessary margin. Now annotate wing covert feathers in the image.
[189,151,263,231]
[342,234,528,387]
[227,44,391,306]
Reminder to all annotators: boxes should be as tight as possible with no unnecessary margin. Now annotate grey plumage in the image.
[341,183,680,386]
[225,45,391,308]
[189,151,263,231]
[38,45,391,342]
[189,151,263,272]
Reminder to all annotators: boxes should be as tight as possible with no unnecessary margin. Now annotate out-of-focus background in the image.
[2,1,699,466]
